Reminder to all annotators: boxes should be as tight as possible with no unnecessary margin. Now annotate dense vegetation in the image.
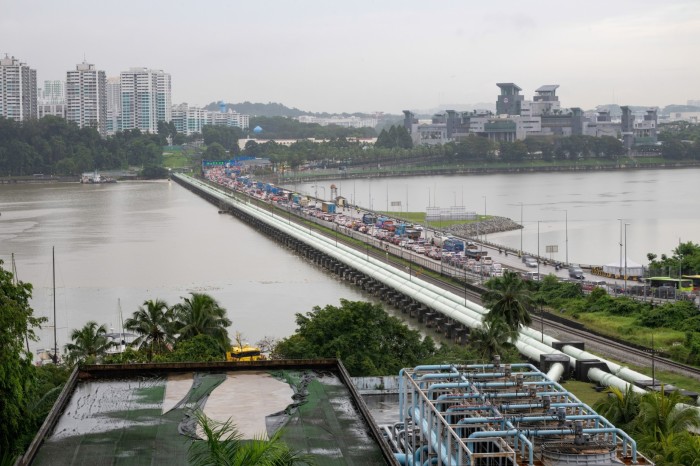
[0,116,168,176]
[273,300,446,376]
[594,385,700,464]
[646,240,700,278]
[0,261,71,460]
[248,116,376,140]
[3,114,700,179]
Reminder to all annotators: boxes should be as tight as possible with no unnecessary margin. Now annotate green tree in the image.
[635,387,700,444]
[467,317,518,361]
[593,385,640,430]
[188,412,312,466]
[482,270,533,331]
[172,293,232,353]
[124,299,174,360]
[273,300,436,376]
[0,261,46,454]
[164,334,225,362]
[64,321,113,365]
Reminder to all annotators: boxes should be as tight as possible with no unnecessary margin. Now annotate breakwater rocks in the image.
[445,216,522,237]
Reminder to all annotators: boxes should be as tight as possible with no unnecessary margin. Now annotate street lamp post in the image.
[624,223,630,293]
[483,196,487,244]
[541,302,544,343]
[617,218,623,281]
[564,209,568,265]
[519,202,523,256]
[537,220,541,280]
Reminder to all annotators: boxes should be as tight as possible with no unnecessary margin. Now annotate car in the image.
[568,265,584,279]
[521,271,542,281]
[524,257,538,268]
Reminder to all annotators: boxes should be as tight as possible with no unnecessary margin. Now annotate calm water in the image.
[0,181,379,356]
[297,167,700,266]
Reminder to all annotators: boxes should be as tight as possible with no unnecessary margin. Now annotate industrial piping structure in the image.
[393,362,651,465]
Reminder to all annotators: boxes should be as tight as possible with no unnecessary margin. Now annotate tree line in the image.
[0,116,164,177]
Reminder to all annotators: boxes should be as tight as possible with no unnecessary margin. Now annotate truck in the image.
[432,236,450,248]
[362,213,377,225]
[321,202,336,214]
[465,248,489,260]
[394,223,408,236]
[442,238,465,253]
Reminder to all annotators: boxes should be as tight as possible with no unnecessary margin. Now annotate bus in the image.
[682,275,700,292]
[225,345,266,362]
[646,277,694,296]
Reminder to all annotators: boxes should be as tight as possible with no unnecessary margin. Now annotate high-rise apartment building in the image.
[106,77,121,134]
[66,62,107,135]
[38,80,65,104]
[37,80,66,119]
[119,67,171,133]
[0,54,37,121]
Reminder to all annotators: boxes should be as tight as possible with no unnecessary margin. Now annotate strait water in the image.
[297,167,700,267]
[0,180,380,357]
[2,168,698,357]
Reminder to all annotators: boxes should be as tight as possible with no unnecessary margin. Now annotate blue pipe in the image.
[394,453,406,465]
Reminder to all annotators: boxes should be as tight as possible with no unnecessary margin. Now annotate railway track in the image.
[355,231,700,383]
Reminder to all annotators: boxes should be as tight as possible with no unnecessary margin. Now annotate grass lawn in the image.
[560,379,607,407]
[163,152,190,169]
[564,311,685,350]
[377,211,490,229]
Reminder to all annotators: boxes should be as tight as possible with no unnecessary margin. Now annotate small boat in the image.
[81,171,117,184]
[105,331,137,354]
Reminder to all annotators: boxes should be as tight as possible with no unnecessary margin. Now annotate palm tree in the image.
[635,387,700,446]
[64,321,113,364]
[482,270,533,331]
[593,384,640,430]
[124,299,174,360]
[188,412,312,466]
[468,317,518,361]
[172,293,232,353]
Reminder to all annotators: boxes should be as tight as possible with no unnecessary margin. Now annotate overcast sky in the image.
[2,0,698,114]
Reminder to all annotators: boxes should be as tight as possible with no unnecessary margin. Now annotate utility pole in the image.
[519,202,523,256]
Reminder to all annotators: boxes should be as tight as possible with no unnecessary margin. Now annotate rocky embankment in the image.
[444,216,522,237]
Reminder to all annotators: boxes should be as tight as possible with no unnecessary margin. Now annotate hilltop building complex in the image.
[404,83,658,151]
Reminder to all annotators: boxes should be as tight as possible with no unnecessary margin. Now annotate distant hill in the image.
[661,104,700,115]
[204,101,388,119]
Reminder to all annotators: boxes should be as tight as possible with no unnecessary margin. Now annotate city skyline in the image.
[2,0,699,114]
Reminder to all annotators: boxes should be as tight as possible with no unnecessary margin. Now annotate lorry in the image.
[321,202,336,214]
[362,213,377,225]
[442,238,465,253]
[465,248,489,260]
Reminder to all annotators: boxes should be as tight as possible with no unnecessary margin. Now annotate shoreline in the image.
[275,160,700,183]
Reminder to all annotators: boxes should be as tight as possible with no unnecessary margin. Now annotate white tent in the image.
[602,259,645,277]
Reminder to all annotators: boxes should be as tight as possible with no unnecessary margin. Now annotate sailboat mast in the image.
[53,246,57,363]
[11,253,31,354]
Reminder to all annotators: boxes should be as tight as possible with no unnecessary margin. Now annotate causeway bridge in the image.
[172,173,663,396]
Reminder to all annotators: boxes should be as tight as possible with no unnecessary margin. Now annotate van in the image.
[569,265,584,279]
[482,256,493,266]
